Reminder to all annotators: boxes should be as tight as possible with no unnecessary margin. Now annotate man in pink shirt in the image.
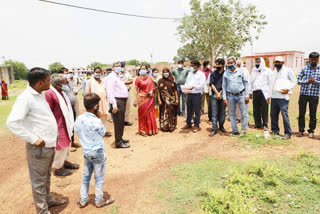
[46,74,79,176]
[105,62,130,149]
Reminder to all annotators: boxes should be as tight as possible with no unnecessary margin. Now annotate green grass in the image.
[157,152,320,214]
[236,132,291,148]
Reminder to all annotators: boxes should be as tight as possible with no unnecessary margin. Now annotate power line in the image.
[38,0,182,20]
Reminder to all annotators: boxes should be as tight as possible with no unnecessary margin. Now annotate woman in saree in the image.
[157,68,178,132]
[151,68,162,120]
[1,80,8,100]
[134,65,158,136]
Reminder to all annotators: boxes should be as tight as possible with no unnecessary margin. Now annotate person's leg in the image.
[298,95,307,133]
[53,147,68,170]
[201,93,205,113]
[177,85,182,115]
[228,95,238,133]
[186,95,192,127]
[93,151,106,205]
[100,114,108,129]
[207,94,212,120]
[270,99,280,134]
[219,99,226,128]
[253,91,262,128]
[238,95,248,132]
[193,94,201,127]
[181,90,186,116]
[211,96,218,130]
[112,100,122,144]
[308,96,318,133]
[119,99,127,140]
[46,149,55,205]
[80,155,94,204]
[279,99,291,136]
[261,94,269,128]
[235,103,241,121]
[26,144,55,214]
[124,93,131,122]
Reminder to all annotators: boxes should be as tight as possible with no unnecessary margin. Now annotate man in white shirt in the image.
[7,68,67,214]
[249,57,272,129]
[269,56,297,139]
[182,60,206,132]
[119,61,133,126]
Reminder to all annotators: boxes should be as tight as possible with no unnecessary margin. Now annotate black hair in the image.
[215,58,225,66]
[59,67,67,74]
[203,60,210,67]
[178,60,184,64]
[84,93,101,110]
[146,64,151,68]
[309,52,320,59]
[27,67,50,86]
[87,72,91,76]
[106,68,112,71]
[191,60,201,67]
[152,68,158,72]
[94,67,101,72]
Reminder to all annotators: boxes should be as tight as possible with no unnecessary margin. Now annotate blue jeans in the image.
[271,98,291,136]
[187,93,201,127]
[211,97,226,129]
[227,94,248,133]
[80,149,106,204]
[177,84,186,115]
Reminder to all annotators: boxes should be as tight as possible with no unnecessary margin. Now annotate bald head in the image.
[236,60,242,68]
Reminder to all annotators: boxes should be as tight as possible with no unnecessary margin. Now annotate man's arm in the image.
[288,68,297,91]
[222,73,227,100]
[297,68,307,85]
[242,70,250,98]
[105,77,117,108]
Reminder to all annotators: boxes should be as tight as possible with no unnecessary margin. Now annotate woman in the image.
[85,67,111,136]
[157,68,178,132]
[134,65,158,136]
[151,68,162,120]
[1,80,8,100]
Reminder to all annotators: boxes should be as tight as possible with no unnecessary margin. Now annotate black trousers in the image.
[298,95,318,133]
[252,90,268,128]
[187,93,201,127]
[71,106,76,143]
[111,98,127,144]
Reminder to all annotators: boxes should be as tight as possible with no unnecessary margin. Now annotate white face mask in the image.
[178,64,183,69]
[207,65,211,69]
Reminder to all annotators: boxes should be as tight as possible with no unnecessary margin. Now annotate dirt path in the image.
[1,111,320,214]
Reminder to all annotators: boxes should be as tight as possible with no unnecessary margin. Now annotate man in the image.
[222,57,250,135]
[250,57,272,129]
[119,61,133,126]
[68,73,80,117]
[82,72,91,94]
[172,60,190,117]
[7,68,66,214]
[269,56,297,140]
[296,52,320,138]
[201,60,212,120]
[106,68,112,76]
[209,58,226,136]
[106,63,130,148]
[45,74,79,176]
[182,60,206,132]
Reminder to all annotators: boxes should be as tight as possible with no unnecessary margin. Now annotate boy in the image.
[74,93,114,208]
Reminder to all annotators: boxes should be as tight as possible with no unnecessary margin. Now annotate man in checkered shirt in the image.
[297,52,320,138]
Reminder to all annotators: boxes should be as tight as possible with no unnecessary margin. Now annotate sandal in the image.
[64,162,80,169]
[54,169,72,176]
[296,132,303,137]
[77,199,89,208]
[104,132,112,137]
[96,197,114,208]
[308,132,315,138]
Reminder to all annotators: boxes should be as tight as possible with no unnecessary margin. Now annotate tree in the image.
[177,0,267,63]
[125,59,140,66]
[87,62,111,69]
[4,59,29,80]
[48,62,65,74]
[173,43,208,63]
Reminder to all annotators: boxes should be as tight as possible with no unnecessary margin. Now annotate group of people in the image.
[6,51,320,213]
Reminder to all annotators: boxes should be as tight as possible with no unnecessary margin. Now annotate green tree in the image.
[173,43,208,63]
[177,0,267,63]
[87,62,111,69]
[4,59,29,80]
[125,59,140,66]
[48,62,65,74]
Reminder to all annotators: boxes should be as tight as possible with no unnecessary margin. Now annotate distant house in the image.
[0,66,14,84]
[69,67,94,77]
[244,51,305,74]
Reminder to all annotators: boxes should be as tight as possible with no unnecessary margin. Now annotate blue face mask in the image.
[114,67,121,74]
[61,84,68,91]
[228,64,235,70]
[163,73,169,78]
[275,64,283,69]
[153,73,158,77]
[139,70,147,76]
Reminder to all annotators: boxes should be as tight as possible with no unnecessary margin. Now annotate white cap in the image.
[274,56,285,62]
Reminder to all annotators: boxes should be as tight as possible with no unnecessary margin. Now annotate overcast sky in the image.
[1,0,319,69]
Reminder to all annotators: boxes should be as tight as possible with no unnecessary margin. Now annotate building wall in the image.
[0,66,15,84]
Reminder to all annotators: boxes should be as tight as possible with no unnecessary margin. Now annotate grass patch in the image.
[157,152,320,214]
[236,132,291,148]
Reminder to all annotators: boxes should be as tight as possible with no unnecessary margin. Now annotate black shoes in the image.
[116,140,130,148]
[219,126,226,133]
[124,122,133,126]
[122,139,129,144]
[209,129,218,137]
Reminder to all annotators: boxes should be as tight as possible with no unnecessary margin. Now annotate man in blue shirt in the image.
[222,57,250,135]
[297,52,320,138]
[74,93,114,208]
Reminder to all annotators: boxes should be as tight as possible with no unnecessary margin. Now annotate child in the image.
[74,93,114,208]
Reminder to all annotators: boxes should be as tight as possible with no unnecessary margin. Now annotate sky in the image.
[0,0,319,69]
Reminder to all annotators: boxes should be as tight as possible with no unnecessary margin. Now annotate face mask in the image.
[311,62,318,67]
[228,64,235,70]
[207,65,211,69]
[87,76,91,79]
[139,70,147,76]
[147,68,152,73]
[94,105,99,114]
[114,67,121,74]
[94,73,101,79]
[178,64,183,69]
[120,68,125,73]
[255,64,260,69]
[275,64,283,69]
[153,73,158,77]
[61,84,68,91]
[163,73,170,78]
[107,72,111,76]
[216,67,222,71]
[69,74,73,78]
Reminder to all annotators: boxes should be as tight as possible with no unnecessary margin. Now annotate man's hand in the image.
[34,138,45,147]
[308,77,315,83]
[281,89,289,94]
[249,94,252,99]
[245,97,249,104]
[216,92,221,100]
[112,107,118,114]
[223,100,228,106]
[133,102,137,107]
[175,100,178,105]
[266,98,271,104]
[158,101,162,106]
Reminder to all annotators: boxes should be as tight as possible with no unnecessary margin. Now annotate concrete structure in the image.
[0,66,14,84]
[244,51,305,74]
[69,67,94,77]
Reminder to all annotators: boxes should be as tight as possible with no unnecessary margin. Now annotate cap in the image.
[274,56,285,62]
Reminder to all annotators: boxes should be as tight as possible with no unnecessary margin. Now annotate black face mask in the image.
[255,64,260,69]
[216,66,222,71]
[311,62,318,67]
[94,105,99,114]
[275,64,283,69]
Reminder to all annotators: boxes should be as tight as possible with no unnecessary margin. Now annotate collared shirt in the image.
[172,68,190,85]
[269,65,297,100]
[74,112,106,155]
[209,70,224,93]
[6,85,58,147]
[105,71,128,108]
[222,68,249,100]
[120,70,133,90]
[250,67,272,98]
[185,70,206,94]
[297,65,320,97]
[63,83,75,105]
[69,78,79,94]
